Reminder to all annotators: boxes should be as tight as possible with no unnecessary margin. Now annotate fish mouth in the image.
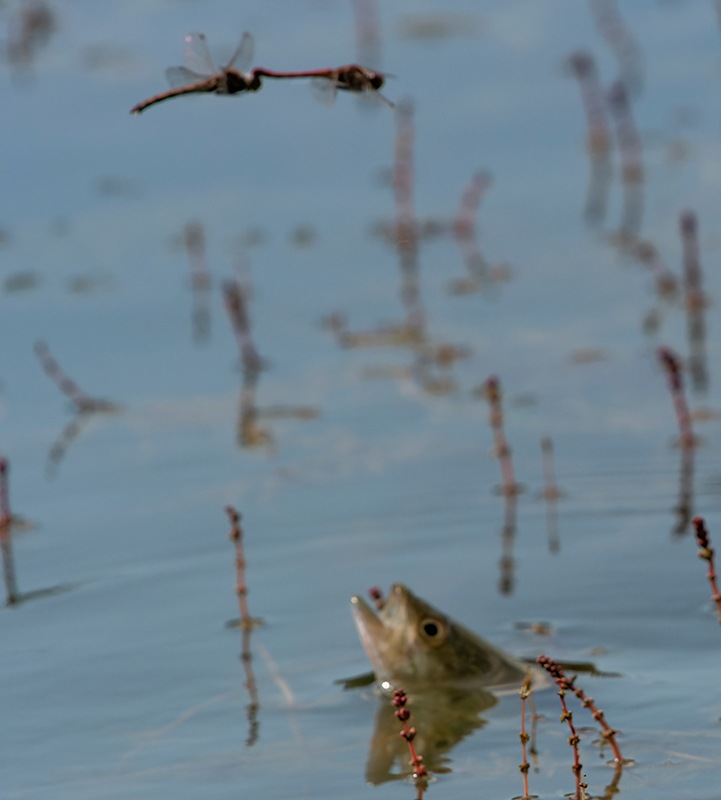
[350,594,390,679]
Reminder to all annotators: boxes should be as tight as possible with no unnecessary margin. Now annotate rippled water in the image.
[3,1,721,798]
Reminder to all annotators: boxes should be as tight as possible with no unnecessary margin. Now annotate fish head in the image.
[351,583,528,690]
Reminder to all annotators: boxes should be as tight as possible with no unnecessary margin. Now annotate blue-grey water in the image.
[3,1,721,798]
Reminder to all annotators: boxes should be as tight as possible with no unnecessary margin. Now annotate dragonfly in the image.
[130,32,261,114]
[253,63,394,107]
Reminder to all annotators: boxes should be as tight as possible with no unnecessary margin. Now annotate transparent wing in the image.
[224,31,254,71]
[310,76,338,107]
[355,90,395,112]
[166,65,208,88]
[182,32,216,77]
[369,90,395,108]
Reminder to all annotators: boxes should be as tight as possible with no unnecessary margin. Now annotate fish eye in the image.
[419,618,447,645]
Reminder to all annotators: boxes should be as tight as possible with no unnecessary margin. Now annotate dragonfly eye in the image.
[420,618,447,646]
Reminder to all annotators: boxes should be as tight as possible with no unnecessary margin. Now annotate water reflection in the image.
[627,239,679,337]
[183,220,212,346]
[0,458,19,605]
[674,440,695,537]
[658,347,698,536]
[447,172,513,295]
[498,493,518,596]
[34,341,122,475]
[363,685,496,784]
[679,211,709,395]
[223,279,319,451]
[588,0,644,97]
[3,270,39,293]
[328,99,472,396]
[0,457,71,605]
[539,437,562,554]
[5,0,55,72]
[352,0,383,74]
[607,80,645,248]
[396,12,484,40]
[478,376,524,594]
[566,51,613,227]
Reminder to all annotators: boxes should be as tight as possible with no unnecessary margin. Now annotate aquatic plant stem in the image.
[518,672,533,799]
[692,516,721,624]
[225,506,261,630]
[391,689,428,796]
[548,671,583,799]
[537,655,624,765]
[225,506,262,745]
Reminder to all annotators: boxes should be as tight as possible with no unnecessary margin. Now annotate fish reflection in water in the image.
[364,683,497,784]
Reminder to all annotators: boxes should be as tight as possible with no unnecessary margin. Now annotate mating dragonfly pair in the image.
[130,32,393,114]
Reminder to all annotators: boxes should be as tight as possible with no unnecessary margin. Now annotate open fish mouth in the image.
[350,594,390,681]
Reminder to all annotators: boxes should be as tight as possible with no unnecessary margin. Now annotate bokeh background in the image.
[3,1,721,798]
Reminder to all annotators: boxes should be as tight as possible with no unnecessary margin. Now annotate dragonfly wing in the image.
[371,90,395,108]
[166,65,208,88]
[310,76,338,107]
[225,31,254,71]
[182,32,216,77]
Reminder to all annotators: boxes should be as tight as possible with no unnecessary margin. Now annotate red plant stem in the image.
[541,658,583,798]
[658,347,694,450]
[392,689,428,796]
[222,281,262,373]
[537,655,624,765]
[484,376,519,497]
[33,340,110,413]
[518,673,533,799]
[0,459,19,605]
[692,516,721,624]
